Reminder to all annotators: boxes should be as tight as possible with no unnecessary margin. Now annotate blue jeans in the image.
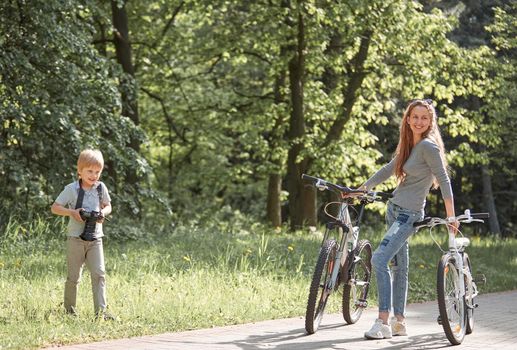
[372,201,423,317]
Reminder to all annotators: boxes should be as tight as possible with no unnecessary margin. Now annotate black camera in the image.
[79,210,102,241]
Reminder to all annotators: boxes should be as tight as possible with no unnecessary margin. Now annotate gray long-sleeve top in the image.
[363,138,453,212]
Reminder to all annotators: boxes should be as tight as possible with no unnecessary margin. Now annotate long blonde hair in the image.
[394,99,447,189]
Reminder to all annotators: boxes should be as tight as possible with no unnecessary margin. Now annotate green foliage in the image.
[1,0,516,233]
[1,214,517,349]
[0,0,147,223]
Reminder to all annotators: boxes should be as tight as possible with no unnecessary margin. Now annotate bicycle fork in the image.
[325,203,355,291]
[447,232,466,298]
[452,251,466,301]
[327,250,344,291]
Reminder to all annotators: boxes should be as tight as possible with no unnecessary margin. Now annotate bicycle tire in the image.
[464,253,474,334]
[342,239,372,324]
[437,253,466,345]
[305,239,338,334]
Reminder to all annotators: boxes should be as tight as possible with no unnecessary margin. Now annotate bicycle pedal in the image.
[355,299,368,308]
[473,274,487,284]
[466,303,478,310]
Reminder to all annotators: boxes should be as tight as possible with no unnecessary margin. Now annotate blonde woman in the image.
[361,99,458,339]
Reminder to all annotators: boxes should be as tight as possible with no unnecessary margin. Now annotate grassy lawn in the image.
[1,217,516,349]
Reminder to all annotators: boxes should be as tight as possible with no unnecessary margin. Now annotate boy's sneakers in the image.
[65,306,78,317]
[391,317,408,336]
[96,310,117,321]
[364,319,392,339]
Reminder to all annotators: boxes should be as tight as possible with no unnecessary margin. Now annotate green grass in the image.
[1,217,516,349]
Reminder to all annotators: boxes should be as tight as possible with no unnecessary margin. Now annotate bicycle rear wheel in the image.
[437,253,466,345]
[305,239,338,334]
[463,253,474,334]
[342,239,372,324]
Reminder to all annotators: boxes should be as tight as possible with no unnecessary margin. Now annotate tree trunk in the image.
[266,51,288,227]
[266,173,282,227]
[94,17,117,186]
[321,33,342,94]
[286,8,307,230]
[303,184,317,227]
[320,31,372,149]
[481,164,501,234]
[111,0,140,186]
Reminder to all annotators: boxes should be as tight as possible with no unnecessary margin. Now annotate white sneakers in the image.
[364,319,392,339]
[390,316,407,336]
[364,317,408,339]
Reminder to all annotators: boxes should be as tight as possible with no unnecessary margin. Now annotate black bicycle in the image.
[302,174,391,334]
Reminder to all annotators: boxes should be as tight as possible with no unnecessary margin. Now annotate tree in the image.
[111,0,141,187]
[425,0,516,234]
[485,2,517,234]
[0,0,141,223]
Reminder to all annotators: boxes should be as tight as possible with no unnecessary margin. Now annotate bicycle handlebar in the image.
[301,174,392,202]
[413,209,489,230]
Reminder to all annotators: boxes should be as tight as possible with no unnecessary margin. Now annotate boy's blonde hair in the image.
[77,149,104,175]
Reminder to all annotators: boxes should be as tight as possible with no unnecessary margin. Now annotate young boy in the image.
[51,149,115,320]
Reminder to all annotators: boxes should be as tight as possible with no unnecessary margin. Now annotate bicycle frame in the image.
[321,199,367,291]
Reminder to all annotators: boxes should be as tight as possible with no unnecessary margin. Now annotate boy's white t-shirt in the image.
[54,180,111,238]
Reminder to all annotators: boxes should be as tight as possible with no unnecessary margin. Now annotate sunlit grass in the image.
[1,217,516,349]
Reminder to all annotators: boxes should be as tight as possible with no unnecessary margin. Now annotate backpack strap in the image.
[75,179,103,209]
[75,179,85,209]
[97,182,104,207]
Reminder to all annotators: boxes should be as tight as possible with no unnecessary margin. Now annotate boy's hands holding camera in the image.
[98,204,112,223]
[73,208,108,223]
[96,212,105,223]
[70,208,85,222]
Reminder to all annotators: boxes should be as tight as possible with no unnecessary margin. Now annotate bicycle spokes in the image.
[342,240,372,324]
[445,265,462,325]
[438,256,466,345]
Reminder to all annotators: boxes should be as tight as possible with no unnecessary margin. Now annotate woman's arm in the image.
[444,196,459,234]
[362,157,397,190]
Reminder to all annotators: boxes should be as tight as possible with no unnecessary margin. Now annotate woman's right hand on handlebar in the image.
[342,184,367,198]
[447,218,460,235]
[342,191,363,198]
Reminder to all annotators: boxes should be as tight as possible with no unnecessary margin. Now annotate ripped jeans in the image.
[372,201,423,317]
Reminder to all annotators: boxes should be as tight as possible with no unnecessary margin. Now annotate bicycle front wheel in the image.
[437,253,466,345]
[342,239,372,324]
[305,239,338,334]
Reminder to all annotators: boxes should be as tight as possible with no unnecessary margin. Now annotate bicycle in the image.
[301,174,391,334]
[413,209,489,345]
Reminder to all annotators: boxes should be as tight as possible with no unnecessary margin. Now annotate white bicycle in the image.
[413,209,488,345]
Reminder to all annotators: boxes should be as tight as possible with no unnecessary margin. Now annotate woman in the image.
[361,99,458,339]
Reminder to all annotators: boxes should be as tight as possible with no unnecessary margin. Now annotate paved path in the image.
[46,290,517,350]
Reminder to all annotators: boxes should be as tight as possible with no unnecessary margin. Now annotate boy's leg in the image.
[64,237,86,313]
[85,239,106,314]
